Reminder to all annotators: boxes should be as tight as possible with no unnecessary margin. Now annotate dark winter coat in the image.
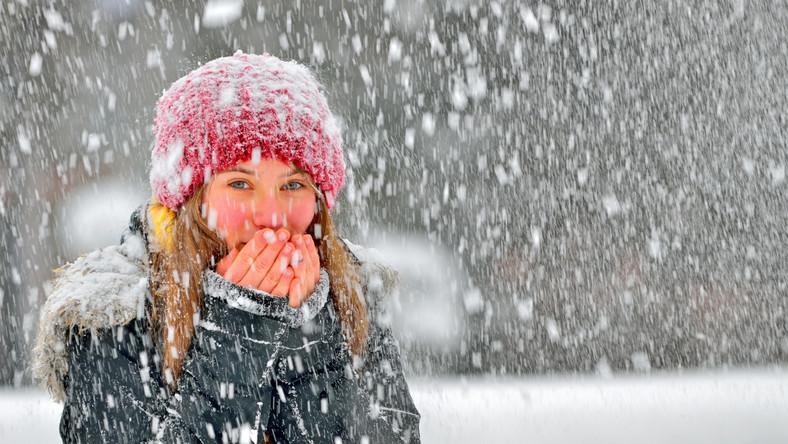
[32,206,420,443]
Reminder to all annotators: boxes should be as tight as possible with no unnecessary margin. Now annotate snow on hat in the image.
[150,50,345,210]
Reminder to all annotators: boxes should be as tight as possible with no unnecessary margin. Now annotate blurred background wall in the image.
[1,0,787,386]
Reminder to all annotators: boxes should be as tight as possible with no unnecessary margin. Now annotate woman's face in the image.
[202,157,318,250]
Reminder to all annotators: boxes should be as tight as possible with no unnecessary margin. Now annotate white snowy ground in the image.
[1,369,786,443]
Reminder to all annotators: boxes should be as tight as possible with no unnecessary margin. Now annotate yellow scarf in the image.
[149,200,176,253]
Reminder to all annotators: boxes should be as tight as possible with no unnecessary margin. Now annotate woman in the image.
[32,52,421,443]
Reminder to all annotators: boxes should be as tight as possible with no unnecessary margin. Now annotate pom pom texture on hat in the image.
[150,51,345,210]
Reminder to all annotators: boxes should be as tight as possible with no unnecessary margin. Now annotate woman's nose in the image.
[251,191,286,228]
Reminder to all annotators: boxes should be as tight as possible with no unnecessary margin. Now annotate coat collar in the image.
[32,203,399,402]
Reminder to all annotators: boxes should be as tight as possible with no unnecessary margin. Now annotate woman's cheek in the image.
[212,199,251,234]
[287,199,316,234]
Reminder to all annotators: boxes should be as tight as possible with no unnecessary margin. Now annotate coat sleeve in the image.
[357,322,421,443]
[159,268,333,443]
[156,285,291,443]
[265,309,421,444]
[59,321,163,444]
[60,288,295,443]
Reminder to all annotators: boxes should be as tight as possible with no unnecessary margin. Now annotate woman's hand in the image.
[215,228,296,297]
[287,234,321,308]
[215,229,321,308]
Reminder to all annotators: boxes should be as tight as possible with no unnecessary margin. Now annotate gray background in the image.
[1,0,786,387]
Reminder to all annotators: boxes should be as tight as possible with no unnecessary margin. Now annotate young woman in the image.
[33,52,421,443]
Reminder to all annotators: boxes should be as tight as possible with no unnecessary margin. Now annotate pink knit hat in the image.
[150,51,345,210]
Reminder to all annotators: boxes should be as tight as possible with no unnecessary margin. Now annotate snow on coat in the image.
[32,205,420,443]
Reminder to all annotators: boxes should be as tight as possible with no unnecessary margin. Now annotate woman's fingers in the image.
[288,278,304,308]
[306,234,320,271]
[290,236,309,282]
[292,235,312,273]
[287,234,321,308]
[257,242,294,293]
[304,235,320,289]
[223,230,269,282]
[301,235,321,292]
[216,247,240,276]
[270,266,295,297]
[287,235,306,308]
[238,228,290,287]
[219,231,322,306]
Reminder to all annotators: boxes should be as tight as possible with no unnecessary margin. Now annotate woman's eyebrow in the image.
[222,166,304,177]
[224,167,256,175]
[279,168,305,178]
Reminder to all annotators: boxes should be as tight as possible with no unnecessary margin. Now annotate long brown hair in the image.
[148,182,369,390]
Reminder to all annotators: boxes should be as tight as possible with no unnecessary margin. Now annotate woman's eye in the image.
[283,181,304,191]
[229,180,250,190]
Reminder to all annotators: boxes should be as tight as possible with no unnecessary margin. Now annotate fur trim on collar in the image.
[32,213,398,402]
[31,229,149,402]
[201,268,331,326]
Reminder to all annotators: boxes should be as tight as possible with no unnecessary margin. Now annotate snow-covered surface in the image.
[413,370,788,443]
[3,370,786,443]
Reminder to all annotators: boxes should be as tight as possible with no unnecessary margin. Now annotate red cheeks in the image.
[285,197,317,235]
[210,194,249,233]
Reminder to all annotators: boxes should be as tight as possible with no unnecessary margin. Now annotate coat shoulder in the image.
[32,227,150,402]
[340,238,400,324]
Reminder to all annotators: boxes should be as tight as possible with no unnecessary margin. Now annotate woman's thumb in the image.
[288,280,302,308]
[216,248,239,276]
